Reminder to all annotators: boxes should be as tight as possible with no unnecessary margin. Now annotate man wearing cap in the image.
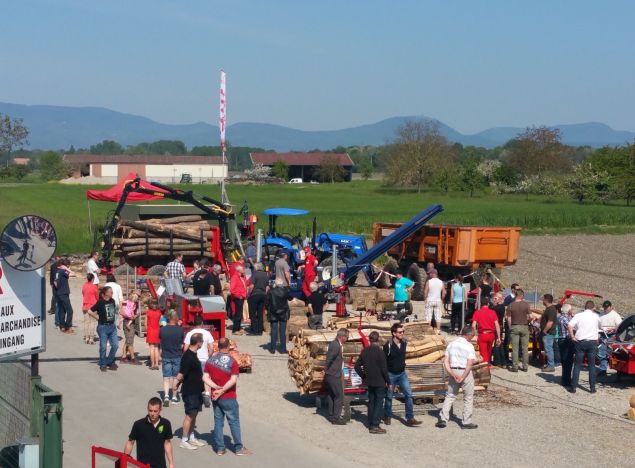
[598,300,622,377]
[301,247,318,299]
[436,325,478,429]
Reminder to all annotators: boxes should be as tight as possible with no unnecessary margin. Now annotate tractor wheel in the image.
[263,245,280,262]
[407,263,425,301]
[377,258,399,289]
[146,265,166,277]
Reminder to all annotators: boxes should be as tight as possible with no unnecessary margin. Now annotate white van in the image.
[288,178,303,184]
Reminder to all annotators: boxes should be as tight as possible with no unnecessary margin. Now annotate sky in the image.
[1,0,634,134]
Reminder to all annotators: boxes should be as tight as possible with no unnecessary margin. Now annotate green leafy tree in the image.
[359,159,374,180]
[505,127,574,176]
[0,164,31,180]
[433,168,459,193]
[0,114,29,166]
[271,160,289,180]
[148,140,187,154]
[458,158,485,197]
[40,151,69,181]
[586,143,635,206]
[493,162,519,186]
[565,163,611,204]
[315,154,347,183]
[89,140,124,154]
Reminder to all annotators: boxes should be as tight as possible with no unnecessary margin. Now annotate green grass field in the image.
[0,181,633,253]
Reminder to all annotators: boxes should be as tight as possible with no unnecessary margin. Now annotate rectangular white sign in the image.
[0,259,45,359]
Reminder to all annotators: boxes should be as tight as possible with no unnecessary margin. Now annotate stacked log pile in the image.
[289,316,491,395]
[112,215,214,260]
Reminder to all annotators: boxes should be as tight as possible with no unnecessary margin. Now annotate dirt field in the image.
[506,233,635,314]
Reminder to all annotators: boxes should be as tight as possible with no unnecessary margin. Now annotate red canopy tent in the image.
[85,173,169,236]
[86,172,168,201]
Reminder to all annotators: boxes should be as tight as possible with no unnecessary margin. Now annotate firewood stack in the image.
[288,316,491,395]
[288,319,449,395]
[112,215,215,260]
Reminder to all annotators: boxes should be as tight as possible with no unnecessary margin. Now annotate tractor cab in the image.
[261,208,312,266]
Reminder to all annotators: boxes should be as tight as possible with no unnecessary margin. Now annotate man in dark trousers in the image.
[124,397,174,468]
[48,255,60,315]
[247,262,269,335]
[355,331,389,433]
[383,323,421,426]
[324,328,349,425]
[266,278,290,353]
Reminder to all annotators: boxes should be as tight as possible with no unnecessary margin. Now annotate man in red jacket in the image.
[229,265,249,336]
[471,303,501,367]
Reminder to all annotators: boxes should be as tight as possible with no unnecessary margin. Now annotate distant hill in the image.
[1,101,633,151]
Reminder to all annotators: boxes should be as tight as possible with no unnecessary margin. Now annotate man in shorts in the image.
[159,313,184,406]
[176,333,206,450]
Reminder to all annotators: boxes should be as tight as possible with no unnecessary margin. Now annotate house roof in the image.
[250,152,353,167]
[64,154,225,165]
[13,157,31,165]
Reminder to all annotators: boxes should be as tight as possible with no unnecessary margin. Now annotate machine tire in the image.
[377,258,399,289]
[263,245,280,262]
[146,265,166,277]
[407,263,425,301]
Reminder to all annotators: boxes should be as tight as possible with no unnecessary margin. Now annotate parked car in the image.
[288,178,303,184]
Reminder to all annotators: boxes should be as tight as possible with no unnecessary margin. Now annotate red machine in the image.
[608,313,635,376]
[558,289,603,305]
[147,278,226,340]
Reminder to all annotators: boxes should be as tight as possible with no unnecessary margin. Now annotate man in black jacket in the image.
[355,331,389,433]
[248,263,269,335]
[324,328,349,425]
[383,323,421,427]
[266,278,290,354]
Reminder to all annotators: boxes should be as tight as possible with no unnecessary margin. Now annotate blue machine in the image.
[339,204,444,285]
[261,207,310,265]
[315,232,367,263]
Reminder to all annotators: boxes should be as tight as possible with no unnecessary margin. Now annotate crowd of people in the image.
[43,247,625,467]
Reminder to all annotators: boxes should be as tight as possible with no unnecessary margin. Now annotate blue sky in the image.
[1,0,634,133]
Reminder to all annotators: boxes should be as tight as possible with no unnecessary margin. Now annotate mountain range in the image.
[1,101,634,152]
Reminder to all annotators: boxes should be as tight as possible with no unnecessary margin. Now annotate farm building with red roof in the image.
[249,152,353,182]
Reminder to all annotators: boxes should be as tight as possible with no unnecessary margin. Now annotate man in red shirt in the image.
[471,303,501,367]
[301,247,318,298]
[203,338,250,456]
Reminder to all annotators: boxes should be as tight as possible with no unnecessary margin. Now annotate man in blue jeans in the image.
[540,294,558,372]
[383,323,421,427]
[203,338,250,456]
[87,286,119,372]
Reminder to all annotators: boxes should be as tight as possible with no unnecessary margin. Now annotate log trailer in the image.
[97,177,246,275]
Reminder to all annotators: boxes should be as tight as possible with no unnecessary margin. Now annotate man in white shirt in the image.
[436,325,477,429]
[183,315,215,407]
[423,269,446,334]
[86,251,100,285]
[598,300,622,376]
[567,301,601,394]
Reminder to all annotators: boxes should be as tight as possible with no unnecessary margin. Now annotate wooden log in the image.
[125,250,215,258]
[119,220,212,241]
[121,243,211,252]
[143,215,203,224]
[406,351,444,364]
[115,238,211,246]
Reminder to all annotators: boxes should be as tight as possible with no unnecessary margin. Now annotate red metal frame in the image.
[91,446,150,468]
[558,289,602,306]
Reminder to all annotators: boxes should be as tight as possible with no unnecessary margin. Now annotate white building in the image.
[64,154,227,183]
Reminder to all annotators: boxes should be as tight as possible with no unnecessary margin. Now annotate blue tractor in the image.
[260,208,367,294]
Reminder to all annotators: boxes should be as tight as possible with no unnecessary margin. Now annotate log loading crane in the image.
[97,177,242,273]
